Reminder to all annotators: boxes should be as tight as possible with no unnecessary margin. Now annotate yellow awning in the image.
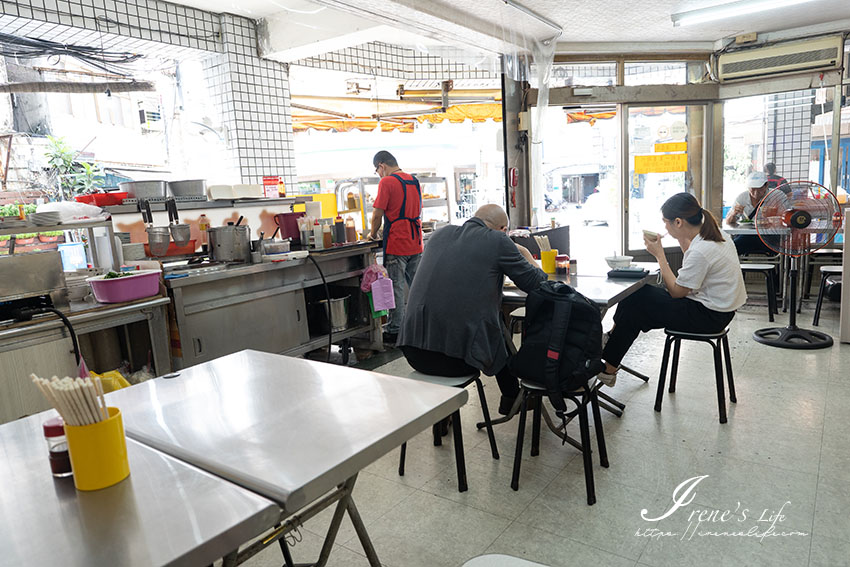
[292,120,415,133]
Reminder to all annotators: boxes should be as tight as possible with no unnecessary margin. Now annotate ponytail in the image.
[698,208,724,242]
[661,193,724,242]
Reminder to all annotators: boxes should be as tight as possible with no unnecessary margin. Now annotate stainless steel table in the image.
[0,412,279,567]
[107,350,468,566]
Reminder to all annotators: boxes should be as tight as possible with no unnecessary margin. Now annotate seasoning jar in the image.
[43,417,72,478]
[555,254,570,275]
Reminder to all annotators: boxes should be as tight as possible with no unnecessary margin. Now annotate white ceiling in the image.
[170,0,850,52]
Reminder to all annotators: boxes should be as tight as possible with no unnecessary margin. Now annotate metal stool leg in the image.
[474,378,499,460]
[812,273,829,326]
[655,335,673,412]
[577,399,596,505]
[510,390,528,491]
[590,388,609,468]
[669,338,682,393]
[713,341,727,424]
[765,270,776,322]
[433,423,441,447]
[530,394,542,457]
[451,409,467,492]
[398,442,406,476]
[722,335,736,403]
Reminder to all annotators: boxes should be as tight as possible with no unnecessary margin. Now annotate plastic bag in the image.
[370,275,395,311]
[361,264,389,292]
[89,369,131,392]
[36,201,108,223]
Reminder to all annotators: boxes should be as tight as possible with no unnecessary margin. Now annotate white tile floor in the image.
[243,299,849,567]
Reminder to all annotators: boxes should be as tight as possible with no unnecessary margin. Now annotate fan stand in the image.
[753,257,833,349]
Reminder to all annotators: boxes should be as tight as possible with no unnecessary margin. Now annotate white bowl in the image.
[605,255,633,269]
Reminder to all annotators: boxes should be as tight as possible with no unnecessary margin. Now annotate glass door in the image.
[624,104,706,255]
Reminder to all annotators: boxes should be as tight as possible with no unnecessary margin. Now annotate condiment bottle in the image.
[313,219,324,249]
[43,417,72,478]
[322,222,332,248]
[345,216,357,242]
[555,254,569,275]
[333,216,345,243]
[198,214,210,251]
[17,204,26,220]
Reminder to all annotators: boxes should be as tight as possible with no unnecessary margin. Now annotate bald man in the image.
[398,205,546,414]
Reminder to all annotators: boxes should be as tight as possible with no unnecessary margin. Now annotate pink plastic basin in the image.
[86,270,161,304]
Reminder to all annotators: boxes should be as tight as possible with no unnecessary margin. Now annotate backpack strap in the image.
[544,289,573,418]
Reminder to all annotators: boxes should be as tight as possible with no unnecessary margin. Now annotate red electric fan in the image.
[752,181,843,349]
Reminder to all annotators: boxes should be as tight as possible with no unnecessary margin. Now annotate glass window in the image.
[624,62,687,86]
[545,62,617,87]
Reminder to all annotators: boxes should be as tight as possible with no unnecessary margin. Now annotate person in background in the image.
[600,193,746,384]
[398,205,546,414]
[725,171,774,256]
[765,162,789,194]
[368,150,423,345]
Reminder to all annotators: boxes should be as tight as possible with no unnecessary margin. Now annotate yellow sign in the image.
[635,153,689,174]
[654,142,687,153]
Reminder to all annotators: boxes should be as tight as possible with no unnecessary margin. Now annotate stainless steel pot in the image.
[208,225,251,262]
[119,180,168,199]
[168,179,207,197]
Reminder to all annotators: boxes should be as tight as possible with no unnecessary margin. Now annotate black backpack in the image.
[508,281,605,417]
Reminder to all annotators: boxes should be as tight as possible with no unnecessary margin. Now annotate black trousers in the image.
[400,346,520,398]
[733,234,773,256]
[602,286,735,367]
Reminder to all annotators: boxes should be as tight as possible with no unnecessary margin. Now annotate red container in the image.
[274,212,305,243]
[74,195,96,204]
[86,270,161,303]
[143,239,196,257]
[75,192,128,206]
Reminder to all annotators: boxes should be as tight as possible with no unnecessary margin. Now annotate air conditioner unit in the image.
[716,35,844,82]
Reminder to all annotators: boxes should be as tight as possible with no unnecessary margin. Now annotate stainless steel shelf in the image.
[282,324,372,357]
[105,196,312,215]
[0,218,112,237]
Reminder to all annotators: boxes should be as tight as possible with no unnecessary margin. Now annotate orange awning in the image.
[293,120,415,133]
[566,110,617,126]
[416,103,503,124]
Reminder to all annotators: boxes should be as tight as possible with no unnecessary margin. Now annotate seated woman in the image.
[600,193,747,383]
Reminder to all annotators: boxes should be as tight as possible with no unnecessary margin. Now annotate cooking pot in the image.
[208,225,251,262]
[119,180,168,199]
[168,179,207,197]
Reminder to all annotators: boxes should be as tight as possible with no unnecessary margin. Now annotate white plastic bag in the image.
[36,201,108,223]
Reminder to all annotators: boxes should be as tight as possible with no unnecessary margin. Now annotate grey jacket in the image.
[398,217,547,375]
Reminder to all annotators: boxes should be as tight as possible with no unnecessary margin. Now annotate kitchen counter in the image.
[0,296,171,424]
[165,242,381,369]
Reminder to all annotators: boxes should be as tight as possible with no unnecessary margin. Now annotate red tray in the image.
[75,192,128,206]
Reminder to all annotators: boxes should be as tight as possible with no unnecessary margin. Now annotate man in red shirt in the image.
[368,150,423,345]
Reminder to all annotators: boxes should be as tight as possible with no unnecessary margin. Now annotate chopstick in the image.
[31,374,109,425]
[533,235,552,252]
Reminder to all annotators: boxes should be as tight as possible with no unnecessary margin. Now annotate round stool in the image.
[655,328,735,424]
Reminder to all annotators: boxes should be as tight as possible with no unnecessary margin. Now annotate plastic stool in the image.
[741,264,778,321]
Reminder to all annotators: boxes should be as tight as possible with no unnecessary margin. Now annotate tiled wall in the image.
[205,14,294,186]
[295,41,497,80]
[0,0,296,186]
[765,90,813,182]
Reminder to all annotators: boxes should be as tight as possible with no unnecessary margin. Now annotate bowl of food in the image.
[642,230,660,242]
[605,255,633,269]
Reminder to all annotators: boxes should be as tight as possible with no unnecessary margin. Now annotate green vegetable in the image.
[104,271,133,279]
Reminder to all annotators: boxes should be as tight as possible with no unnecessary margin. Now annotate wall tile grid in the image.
[765,90,813,183]
[295,41,498,80]
[0,0,296,186]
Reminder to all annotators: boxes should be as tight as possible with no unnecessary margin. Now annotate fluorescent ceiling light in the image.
[671,0,821,27]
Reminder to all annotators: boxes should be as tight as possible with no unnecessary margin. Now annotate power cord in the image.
[12,307,81,365]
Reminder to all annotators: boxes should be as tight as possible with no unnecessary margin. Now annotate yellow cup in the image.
[541,249,558,274]
[65,407,130,491]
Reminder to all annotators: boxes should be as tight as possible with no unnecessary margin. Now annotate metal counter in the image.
[165,243,381,369]
[0,412,278,567]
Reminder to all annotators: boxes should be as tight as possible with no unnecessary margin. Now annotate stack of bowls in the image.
[29,212,63,226]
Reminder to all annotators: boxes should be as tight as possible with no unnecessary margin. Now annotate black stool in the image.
[740,264,778,321]
[655,328,736,424]
[510,379,608,505]
[398,371,498,493]
[812,265,842,326]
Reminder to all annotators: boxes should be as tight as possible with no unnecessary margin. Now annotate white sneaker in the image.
[597,371,617,387]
